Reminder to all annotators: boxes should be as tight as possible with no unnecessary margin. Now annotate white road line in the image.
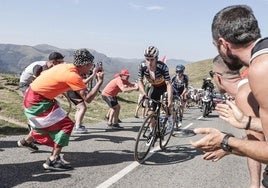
[96,123,195,188]
[184,123,193,129]
[96,145,161,188]
[197,116,203,120]
[96,161,140,188]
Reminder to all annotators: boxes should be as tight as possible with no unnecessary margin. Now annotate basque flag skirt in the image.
[24,87,74,148]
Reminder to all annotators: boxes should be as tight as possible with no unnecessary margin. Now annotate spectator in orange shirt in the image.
[102,69,138,129]
[19,48,104,171]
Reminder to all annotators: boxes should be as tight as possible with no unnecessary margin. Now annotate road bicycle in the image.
[134,95,174,163]
[172,95,182,129]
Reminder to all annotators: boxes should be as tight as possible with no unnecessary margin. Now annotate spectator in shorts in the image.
[66,64,101,134]
[102,69,138,129]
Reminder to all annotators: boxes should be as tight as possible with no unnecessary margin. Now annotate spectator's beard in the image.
[218,86,226,94]
[218,46,244,71]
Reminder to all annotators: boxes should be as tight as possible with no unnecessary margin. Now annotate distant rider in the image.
[201,77,215,112]
[171,64,189,129]
[202,77,214,92]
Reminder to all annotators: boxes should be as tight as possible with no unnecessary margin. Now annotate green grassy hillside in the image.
[185,59,213,88]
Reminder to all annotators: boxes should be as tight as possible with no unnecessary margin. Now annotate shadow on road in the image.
[143,144,203,166]
[172,128,196,138]
[0,138,136,187]
[0,160,71,188]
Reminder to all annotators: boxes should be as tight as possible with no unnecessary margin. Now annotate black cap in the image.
[48,52,64,61]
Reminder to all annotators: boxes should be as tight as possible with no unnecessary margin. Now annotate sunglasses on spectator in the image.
[209,70,223,78]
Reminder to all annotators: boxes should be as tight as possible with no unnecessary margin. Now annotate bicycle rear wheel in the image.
[134,113,156,163]
[159,117,174,150]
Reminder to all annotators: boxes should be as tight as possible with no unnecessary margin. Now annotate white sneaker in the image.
[73,126,88,134]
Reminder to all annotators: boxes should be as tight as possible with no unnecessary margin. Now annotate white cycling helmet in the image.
[144,46,159,58]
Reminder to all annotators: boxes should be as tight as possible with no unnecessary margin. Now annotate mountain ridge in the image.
[0,43,189,74]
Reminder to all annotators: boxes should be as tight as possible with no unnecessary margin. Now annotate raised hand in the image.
[216,100,245,129]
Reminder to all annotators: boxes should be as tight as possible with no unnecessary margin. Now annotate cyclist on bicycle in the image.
[171,64,189,129]
[138,46,173,143]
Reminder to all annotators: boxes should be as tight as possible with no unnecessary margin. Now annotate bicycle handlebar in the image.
[142,96,171,116]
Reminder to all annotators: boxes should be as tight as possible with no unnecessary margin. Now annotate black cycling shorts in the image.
[102,95,118,108]
[148,84,167,110]
[67,90,84,105]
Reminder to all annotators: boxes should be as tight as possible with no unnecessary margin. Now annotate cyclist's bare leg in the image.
[146,108,156,131]
[179,103,185,118]
[141,107,146,118]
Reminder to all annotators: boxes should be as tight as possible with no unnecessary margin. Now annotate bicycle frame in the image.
[134,94,173,163]
[172,95,182,127]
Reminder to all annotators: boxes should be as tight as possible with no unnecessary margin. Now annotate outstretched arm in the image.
[191,128,268,164]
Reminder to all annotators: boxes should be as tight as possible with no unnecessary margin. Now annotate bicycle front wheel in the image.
[173,109,179,129]
[134,114,156,163]
[159,117,174,150]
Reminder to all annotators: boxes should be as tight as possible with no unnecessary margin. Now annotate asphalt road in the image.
[0,107,255,188]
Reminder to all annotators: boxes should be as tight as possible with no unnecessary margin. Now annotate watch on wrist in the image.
[220,133,234,152]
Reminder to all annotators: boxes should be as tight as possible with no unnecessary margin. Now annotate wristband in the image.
[220,133,234,152]
[245,116,252,130]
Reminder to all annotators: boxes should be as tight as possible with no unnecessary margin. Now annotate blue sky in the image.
[1,0,268,61]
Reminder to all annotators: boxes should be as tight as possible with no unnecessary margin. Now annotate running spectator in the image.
[66,64,101,134]
[17,52,65,151]
[19,48,103,171]
[102,69,138,129]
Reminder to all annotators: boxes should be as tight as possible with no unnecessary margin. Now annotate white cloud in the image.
[128,2,164,11]
[128,2,142,9]
[146,6,164,11]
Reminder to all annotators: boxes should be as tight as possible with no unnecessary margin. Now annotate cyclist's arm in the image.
[184,75,189,89]
[181,76,188,96]
[181,88,187,96]
[166,80,173,107]
[138,79,147,96]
